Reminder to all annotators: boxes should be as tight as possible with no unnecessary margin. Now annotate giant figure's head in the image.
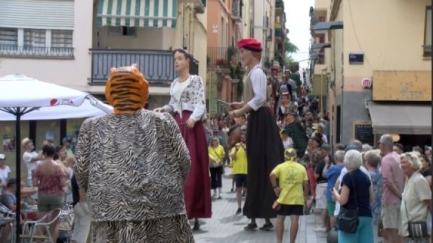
[105,64,149,115]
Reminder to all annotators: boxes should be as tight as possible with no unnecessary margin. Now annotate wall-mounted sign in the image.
[212,25,218,33]
[349,52,364,65]
[361,78,372,89]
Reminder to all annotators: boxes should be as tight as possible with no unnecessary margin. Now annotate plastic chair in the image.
[57,208,75,243]
[20,208,61,243]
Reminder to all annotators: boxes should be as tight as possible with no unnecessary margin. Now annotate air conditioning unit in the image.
[194,2,205,14]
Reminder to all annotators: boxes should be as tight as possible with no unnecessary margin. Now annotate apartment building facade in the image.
[0,0,208,167]
[273,0,287,69]
[311,0,431,146]
[309,0,331,113]
[0,0,208,108]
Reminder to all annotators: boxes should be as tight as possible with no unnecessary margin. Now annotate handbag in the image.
[336,172,359,234]
[404,200,429,238]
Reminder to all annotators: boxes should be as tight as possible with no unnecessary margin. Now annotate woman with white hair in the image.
[332,150,374,243]
[399,152,431,243]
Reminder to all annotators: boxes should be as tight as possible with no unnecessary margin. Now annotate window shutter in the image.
[0,0,74,30]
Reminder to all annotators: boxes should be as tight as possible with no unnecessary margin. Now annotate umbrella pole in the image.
[15,108,21,243]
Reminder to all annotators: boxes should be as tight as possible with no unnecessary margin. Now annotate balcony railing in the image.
[232,0,242,21]
[0,45,74,59]
[207,47,238,69]
[90,49,177,85]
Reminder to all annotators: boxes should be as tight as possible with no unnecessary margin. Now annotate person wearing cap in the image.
[270,148,308,243]
[312,123,328,144]
[228,38,284,231]
[0,154,11,190]
[22,138,43,187]
[230,133,248,215]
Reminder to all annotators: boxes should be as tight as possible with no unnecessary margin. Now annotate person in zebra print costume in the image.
[75,64,195,243]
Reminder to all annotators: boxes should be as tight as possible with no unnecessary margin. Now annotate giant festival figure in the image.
[75,64,195,243]
[154,48,212,230]
[229,38,285,230]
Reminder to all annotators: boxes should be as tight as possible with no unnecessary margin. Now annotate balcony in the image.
[207,46,238,69]
[0,45,74,59]
[90,49,177,85]
[232,0,242,22]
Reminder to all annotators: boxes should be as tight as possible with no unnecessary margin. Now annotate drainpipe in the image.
[182,3,186,47]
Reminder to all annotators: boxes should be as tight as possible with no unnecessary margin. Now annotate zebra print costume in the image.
[75,110,195,243]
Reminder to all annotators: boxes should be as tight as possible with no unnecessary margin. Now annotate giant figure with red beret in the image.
[228,38,285,231]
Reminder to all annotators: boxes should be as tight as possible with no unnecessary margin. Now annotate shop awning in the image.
[367,101,432,135]
[97,0,178,28]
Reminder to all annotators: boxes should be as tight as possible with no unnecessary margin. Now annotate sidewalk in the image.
[193,169,328,243]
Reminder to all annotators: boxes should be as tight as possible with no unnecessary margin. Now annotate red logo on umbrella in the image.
[50,99,58,106]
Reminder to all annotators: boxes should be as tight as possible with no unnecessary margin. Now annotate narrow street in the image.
[193,169,328,243]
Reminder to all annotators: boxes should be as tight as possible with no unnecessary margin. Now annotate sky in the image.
[283,0,314,69]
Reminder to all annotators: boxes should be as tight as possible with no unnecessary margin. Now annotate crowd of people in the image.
[1,37,430,243]
[0,137,91,243]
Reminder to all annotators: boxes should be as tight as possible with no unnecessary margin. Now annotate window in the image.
[424,6,431,57]
[24,29,46,49]
[0,28,18,46]
[0,28,73,58]
[108,26,136,36]
[51,30,73,48]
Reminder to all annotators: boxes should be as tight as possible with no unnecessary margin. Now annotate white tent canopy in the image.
[0,74,113,241]
[0,74,113,120]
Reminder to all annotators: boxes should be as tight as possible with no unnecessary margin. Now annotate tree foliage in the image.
[285,36,299,54]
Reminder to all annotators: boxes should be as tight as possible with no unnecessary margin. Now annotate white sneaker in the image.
[314,227,327,232]
[212,191,217,198]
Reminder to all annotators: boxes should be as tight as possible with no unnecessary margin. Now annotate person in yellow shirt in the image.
[230,133,248,215]
[270,148,309,243]
[208,137,225,199]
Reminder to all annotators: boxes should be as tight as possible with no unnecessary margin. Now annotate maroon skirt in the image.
[174,111,212,219]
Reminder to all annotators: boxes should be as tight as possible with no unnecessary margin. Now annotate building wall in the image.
[328,0,343,143]
[0,0,93,92]
[253,0,265,44]
[315,0,329,11]
[243,0,251,38]
[207,0,229,48]
[343,0,430,82]
[1,1,208,96]
[329,0,431,144]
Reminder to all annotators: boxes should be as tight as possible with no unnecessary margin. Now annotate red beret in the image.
[237,38,263,52]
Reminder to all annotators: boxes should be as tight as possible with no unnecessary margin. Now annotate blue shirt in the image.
[325,164,344,200]
[0,191,16,209]
[341,169,372,217]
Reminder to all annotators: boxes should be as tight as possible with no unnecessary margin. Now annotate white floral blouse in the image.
[163,75,206,121]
